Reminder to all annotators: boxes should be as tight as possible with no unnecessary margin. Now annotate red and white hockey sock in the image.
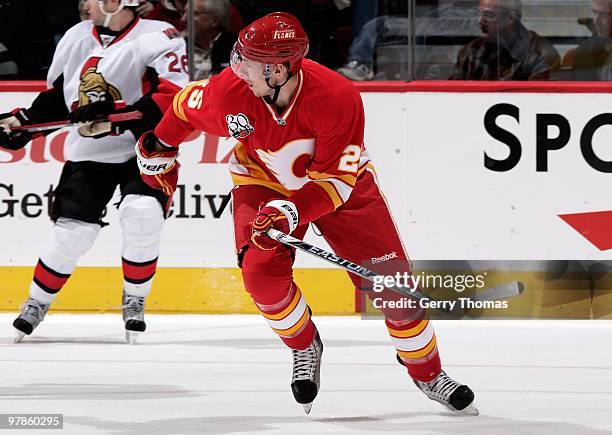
[29,259,71,305]
[240,245,316,350]
[28,218,100,305]
[387,318,442,382]
[256,283,316,350]
[119,195,164,297]
[122,257,157,297]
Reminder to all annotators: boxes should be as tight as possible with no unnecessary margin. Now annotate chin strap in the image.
[98,0,125,27]
[263,72,293,105]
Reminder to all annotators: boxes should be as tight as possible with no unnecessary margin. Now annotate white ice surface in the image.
[1,315,611,435]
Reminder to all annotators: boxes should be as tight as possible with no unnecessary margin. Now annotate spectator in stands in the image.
[143,0,186,31]
[336,0,405,81]
[571,0,612,80]
[451,0,560,80]
[336,1,481,81]
[79,0,90,20]
[592,0,612,37]
[336,16,405,80]
[414,3,480,80]
[177,0,237,79]
[136,0,155,16]
[349,0,378,40]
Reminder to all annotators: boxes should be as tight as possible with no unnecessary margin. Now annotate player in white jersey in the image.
[0,0,188,343]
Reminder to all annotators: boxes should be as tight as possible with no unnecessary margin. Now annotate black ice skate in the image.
[13,297,50,343]
[291,332,323,414]
[121,291,146,344]
[413,370,478,415]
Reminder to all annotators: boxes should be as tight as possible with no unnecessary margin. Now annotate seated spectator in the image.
[337,1,402,81]
[414,3,480,80]
[177,0,237,79]
[451,0,560,80]
[143,0,186,31]
[0,41,18,79]
[571,0,612,80]
[136,0,156,16]
[337,15,405,80]
[336,1,480,81]
[79,0,90,21]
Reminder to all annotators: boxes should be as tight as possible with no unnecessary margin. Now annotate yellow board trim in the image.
[4,266,611,319]
[0,267,355,314]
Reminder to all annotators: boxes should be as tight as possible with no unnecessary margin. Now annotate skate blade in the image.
[14,329,26,343]
[125,330,141,345]
[302,403,313,414]
[446,402,479,416]
[460,403,479,416]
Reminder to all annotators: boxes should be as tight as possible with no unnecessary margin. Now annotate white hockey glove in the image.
[250,200,299,250]
[0,111,22,132]
[0,109,33,150]
[135,131,178,175]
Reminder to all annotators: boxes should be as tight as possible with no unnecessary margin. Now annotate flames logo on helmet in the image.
[273,30,296,39]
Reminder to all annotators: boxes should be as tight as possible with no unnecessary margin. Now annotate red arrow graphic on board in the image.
[559,211,612,251]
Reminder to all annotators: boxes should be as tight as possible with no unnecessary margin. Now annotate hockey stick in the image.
[471,280,524,301]
[266,228,524,313]
[11,111,143,133]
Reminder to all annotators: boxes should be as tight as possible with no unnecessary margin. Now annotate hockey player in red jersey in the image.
[135,12,477,414]
[0,0,188,343]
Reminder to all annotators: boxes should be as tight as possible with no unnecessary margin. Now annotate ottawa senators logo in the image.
[77,57,122,106]
[226,113,254,139]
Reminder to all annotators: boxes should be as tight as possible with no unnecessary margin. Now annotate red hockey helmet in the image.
[231,12,309,77]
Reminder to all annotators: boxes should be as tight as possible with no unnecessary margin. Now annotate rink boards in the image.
[1,82,612,316]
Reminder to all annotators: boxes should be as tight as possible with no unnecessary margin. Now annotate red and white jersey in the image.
[155,59,371,223]
[48,18,188,163]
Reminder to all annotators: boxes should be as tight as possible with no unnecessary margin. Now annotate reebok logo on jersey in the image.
[274,29,296,39]
[371,252,398,264]
[226,113,254,139]
[100,34,116,48]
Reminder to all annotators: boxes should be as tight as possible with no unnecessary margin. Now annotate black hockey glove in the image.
[0,110,33,150]
[70,100,139,139]
[69,100,120,123]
